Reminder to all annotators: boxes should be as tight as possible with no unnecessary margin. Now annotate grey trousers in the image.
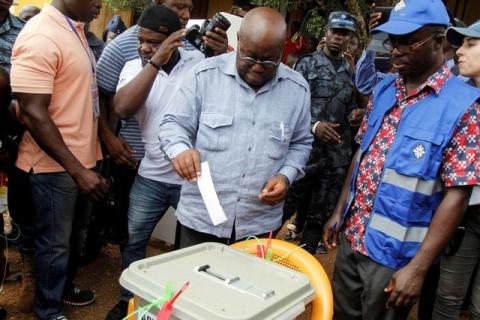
[333,235,411,320]
[433,229,480,320]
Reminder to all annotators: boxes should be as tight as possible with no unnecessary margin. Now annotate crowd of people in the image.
[0,0,479,319]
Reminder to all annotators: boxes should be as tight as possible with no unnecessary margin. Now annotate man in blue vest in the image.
[322,0,480,319]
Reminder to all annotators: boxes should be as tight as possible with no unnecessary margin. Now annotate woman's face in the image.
[456,37,480,78]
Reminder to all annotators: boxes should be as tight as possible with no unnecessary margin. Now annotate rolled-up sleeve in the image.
[159,70,201,159]
[279,87,313,183]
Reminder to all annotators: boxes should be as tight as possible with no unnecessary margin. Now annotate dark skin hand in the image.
[258,175,288,205]
[173,149,288,205]
[323,150,358,248]
[369,3,382,33]
[315,122,342,145]
[114,29,185,119]
[385,187,471,308]
[344,50,355,69]
[15,93,109,201]
[204,27,229,55]
[172,149,202,182]
[348,108,366,127]
[98,119,137,170]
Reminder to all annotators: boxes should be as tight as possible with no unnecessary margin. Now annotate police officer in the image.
[282,11,357,254]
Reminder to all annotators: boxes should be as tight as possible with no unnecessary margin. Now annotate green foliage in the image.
[103,0,150,12]
[251,0,372,39]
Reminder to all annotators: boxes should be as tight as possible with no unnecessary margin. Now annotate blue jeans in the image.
[120,174,180,301]
[30,172,92,320]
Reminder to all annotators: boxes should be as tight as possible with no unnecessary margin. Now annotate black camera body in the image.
[186,13,231,57]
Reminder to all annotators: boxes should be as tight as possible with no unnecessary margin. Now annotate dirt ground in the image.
[0,227,449,320]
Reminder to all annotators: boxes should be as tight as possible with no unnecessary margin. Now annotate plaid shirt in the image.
[0,14,24,72]
[345,65,480,255]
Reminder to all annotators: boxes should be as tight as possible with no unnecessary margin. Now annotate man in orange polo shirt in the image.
[10,1,109,319]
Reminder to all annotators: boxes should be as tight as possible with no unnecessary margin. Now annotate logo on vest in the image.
[413,144,426,159]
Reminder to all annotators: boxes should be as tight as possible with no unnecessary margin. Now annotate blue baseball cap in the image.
[372,0,449,36]
[447,21,480,47]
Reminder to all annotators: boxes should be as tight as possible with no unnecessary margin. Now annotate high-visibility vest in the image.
[343,74,480,269]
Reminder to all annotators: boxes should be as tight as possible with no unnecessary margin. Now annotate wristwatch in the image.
[148,59,162,70]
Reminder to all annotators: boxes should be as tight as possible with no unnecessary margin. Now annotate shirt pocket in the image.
[394,127,444,177]
[198,113,234,151]
[308,73,334,98]
[267,121,292,159]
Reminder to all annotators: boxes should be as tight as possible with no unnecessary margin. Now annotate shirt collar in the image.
[395,64,452,99]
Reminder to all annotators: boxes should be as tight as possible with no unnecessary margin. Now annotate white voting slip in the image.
[197,162,228,226]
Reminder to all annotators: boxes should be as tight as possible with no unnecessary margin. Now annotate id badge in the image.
[92,74,100,119]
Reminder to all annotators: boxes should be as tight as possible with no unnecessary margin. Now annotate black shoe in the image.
[316,241,328,254]
[0,306,6,320]
[63,287,96,307]
[51,316,69,320]
[105,300,129,320]
[302,243,317,255]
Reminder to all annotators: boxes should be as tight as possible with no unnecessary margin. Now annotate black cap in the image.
[137,5,181,35]
[327,11,357,32]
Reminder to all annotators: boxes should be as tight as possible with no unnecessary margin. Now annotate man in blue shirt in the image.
[159,7,313,246]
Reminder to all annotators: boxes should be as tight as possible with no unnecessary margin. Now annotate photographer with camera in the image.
[104,5,205,320]
[95,0,229,264]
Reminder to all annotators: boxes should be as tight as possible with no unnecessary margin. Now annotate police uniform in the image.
[282,12,356,253]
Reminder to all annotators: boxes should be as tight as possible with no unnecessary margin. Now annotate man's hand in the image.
[151,29,186,67]
[385,264,426,308]
[315,122,342,145]
[344,51,355,69]
[323,212,343,249]
[72,168,110,202]
[348,108,366,127]
[258,175,288,205]
[104,134,137,169]
[369,3,383,32]
[172,149,201,182]
[204,27,228,56]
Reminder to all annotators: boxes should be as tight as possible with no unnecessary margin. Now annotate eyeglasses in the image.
[239,56,281,68]
[382,33,443,53]
[237,43,282,68]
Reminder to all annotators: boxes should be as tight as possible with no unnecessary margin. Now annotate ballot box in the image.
[120,242,315,320]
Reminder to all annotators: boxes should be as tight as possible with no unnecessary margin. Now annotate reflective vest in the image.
[343,74,480,269]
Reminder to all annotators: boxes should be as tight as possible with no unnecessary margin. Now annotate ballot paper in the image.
[197,162,228,226]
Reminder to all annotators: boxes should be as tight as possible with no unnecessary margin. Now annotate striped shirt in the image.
[0,14,25,72]
[96,25,145,161]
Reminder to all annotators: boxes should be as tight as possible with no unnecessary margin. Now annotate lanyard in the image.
[64,16,95,75]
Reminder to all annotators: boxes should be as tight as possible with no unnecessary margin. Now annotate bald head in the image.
[19,5,40,21]
[239,7,287,49]
[236,7,287,91]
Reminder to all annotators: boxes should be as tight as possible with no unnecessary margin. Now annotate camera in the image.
[186,13,231,57]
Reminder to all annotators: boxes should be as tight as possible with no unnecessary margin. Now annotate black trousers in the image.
[332,235,412,320]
